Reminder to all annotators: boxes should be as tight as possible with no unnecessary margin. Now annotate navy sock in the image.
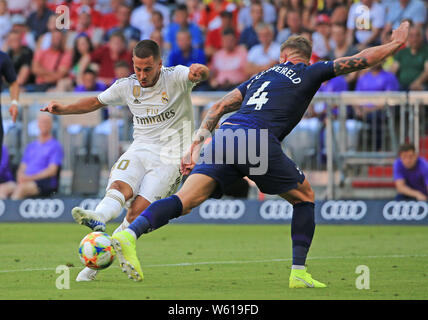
[291,202,315,266]
[128,195,183,239]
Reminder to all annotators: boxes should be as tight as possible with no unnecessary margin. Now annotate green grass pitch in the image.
[0,223,427,300]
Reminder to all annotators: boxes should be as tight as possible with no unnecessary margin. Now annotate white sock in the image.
[95,189,126,223]
[113,217,130,235]
[291,265,306,270]
[125,228,137,240]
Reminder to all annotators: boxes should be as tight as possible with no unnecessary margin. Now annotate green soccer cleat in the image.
[289,268,327,288]
[111,230,143,282]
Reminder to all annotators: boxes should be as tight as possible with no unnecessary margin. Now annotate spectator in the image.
[73,5,104,48]
[330,5,348,26]
[186,0,203,25]
[312,14,333,60]
[0,145,13,186]
[317,0,341,17]
[6,0,31,17]
[0,113,63,199]
[81,31,132,86]
[104,3,141,52]
[239,1,263,50]
[71,34,94,87]
[112,60,131,82]
[31,29,72,92]
[238,0,276,32]
[353,63,400,150]
[7,30,33,86]
[150,29,169,63]
[166,4,203,52]
[276,9,303,45]
[151,10,166,41]
[394,142,428,201]
[391,25,428,91]
[198,0,238,32]
[167,29,206,67]
[130,0,171,40]
[209,28,247,91]
[6,14,36,51]
[26,0,53,41]
[98,0,122,32]
[0,0,11,49]
[74,68,108,92]
[346,0,385,50]
[276,0,304,32]
[246,23,280,77]
[69,0,104,31]
[205,10,237,60]
[382,0,426,39]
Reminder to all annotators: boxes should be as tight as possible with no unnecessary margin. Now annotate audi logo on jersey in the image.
[19,199,64,219]
[199,200,246,220]
[320,200,367,221]
[259,200,293,220]
[382,201,428,221]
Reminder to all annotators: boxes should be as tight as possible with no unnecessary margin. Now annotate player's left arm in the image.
[333,21,409,76]
[188,63,210,83]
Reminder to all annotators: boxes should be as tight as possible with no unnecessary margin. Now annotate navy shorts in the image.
[35,178,57,197]
[190,124,305,199]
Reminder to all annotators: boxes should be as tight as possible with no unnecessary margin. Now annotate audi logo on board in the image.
[382,201,428,221]
[19,199,65,219]
[199,200,245,220]
[320,200,367,221]
[259,200,293,220]
[79,199,101,211]
[0,200,5,217]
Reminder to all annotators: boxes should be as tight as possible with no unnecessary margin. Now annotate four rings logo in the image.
[259,200,293,220]
[199,200,245,220]
[79,199,101,211]
[19,199,64,219]
[383,201,428,221]
[0,200,5,217]
[321,200,367,221]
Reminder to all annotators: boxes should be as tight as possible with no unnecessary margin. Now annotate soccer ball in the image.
[79,232,116,270]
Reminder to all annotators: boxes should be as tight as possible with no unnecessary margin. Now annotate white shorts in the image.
[106,140,182,204]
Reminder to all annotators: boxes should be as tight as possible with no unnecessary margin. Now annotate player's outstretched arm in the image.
[180,88,243,175]
[333,21,409,76]
[40,97,105,115]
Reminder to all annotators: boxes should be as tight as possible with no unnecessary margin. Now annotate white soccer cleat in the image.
[71,207,106,232]
[76,267,98,282]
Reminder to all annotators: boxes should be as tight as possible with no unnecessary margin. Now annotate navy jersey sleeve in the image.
[236,78,253,98]
[305,60,336,84]
[0,52,17,83]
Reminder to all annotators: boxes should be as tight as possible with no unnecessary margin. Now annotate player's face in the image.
[133,55,162,88]
[400,150,418,169]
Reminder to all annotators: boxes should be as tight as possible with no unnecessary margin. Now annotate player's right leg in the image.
[111,173,217,281]
[72,151,144,231]
[76,195,151,282]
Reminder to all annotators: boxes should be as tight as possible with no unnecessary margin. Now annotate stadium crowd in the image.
[0,0,426,93]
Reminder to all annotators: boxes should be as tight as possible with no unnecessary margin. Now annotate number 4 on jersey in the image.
[246,81,271,110]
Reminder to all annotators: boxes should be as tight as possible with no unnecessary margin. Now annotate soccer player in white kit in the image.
[41,40,209,281]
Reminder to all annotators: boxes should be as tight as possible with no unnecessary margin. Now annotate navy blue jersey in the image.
[224,61,336,141]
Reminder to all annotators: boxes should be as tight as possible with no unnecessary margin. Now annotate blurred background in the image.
[0,0,427,204]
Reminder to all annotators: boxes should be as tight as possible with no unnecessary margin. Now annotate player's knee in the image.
[109,181,133,200]
[125,207,141,223]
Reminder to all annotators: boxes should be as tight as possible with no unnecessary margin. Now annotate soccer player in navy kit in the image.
[111,21,410,286]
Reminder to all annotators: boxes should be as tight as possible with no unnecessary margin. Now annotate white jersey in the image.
[97,65,195,160]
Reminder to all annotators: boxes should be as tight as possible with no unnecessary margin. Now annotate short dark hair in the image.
[114,60,130,69]
[398,143,416,154]
[133,39,161,60]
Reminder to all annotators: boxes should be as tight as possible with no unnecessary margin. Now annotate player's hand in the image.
[391,21,410,46]
[9,104,18,123]
[40,101,66,114]
[180,142,202,175]
[415,192,427,202]
[189,63,208,83]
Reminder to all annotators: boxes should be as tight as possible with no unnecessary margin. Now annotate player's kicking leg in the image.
[280,179,326,288]
[76,195,151,281]
[111,173,217,281]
